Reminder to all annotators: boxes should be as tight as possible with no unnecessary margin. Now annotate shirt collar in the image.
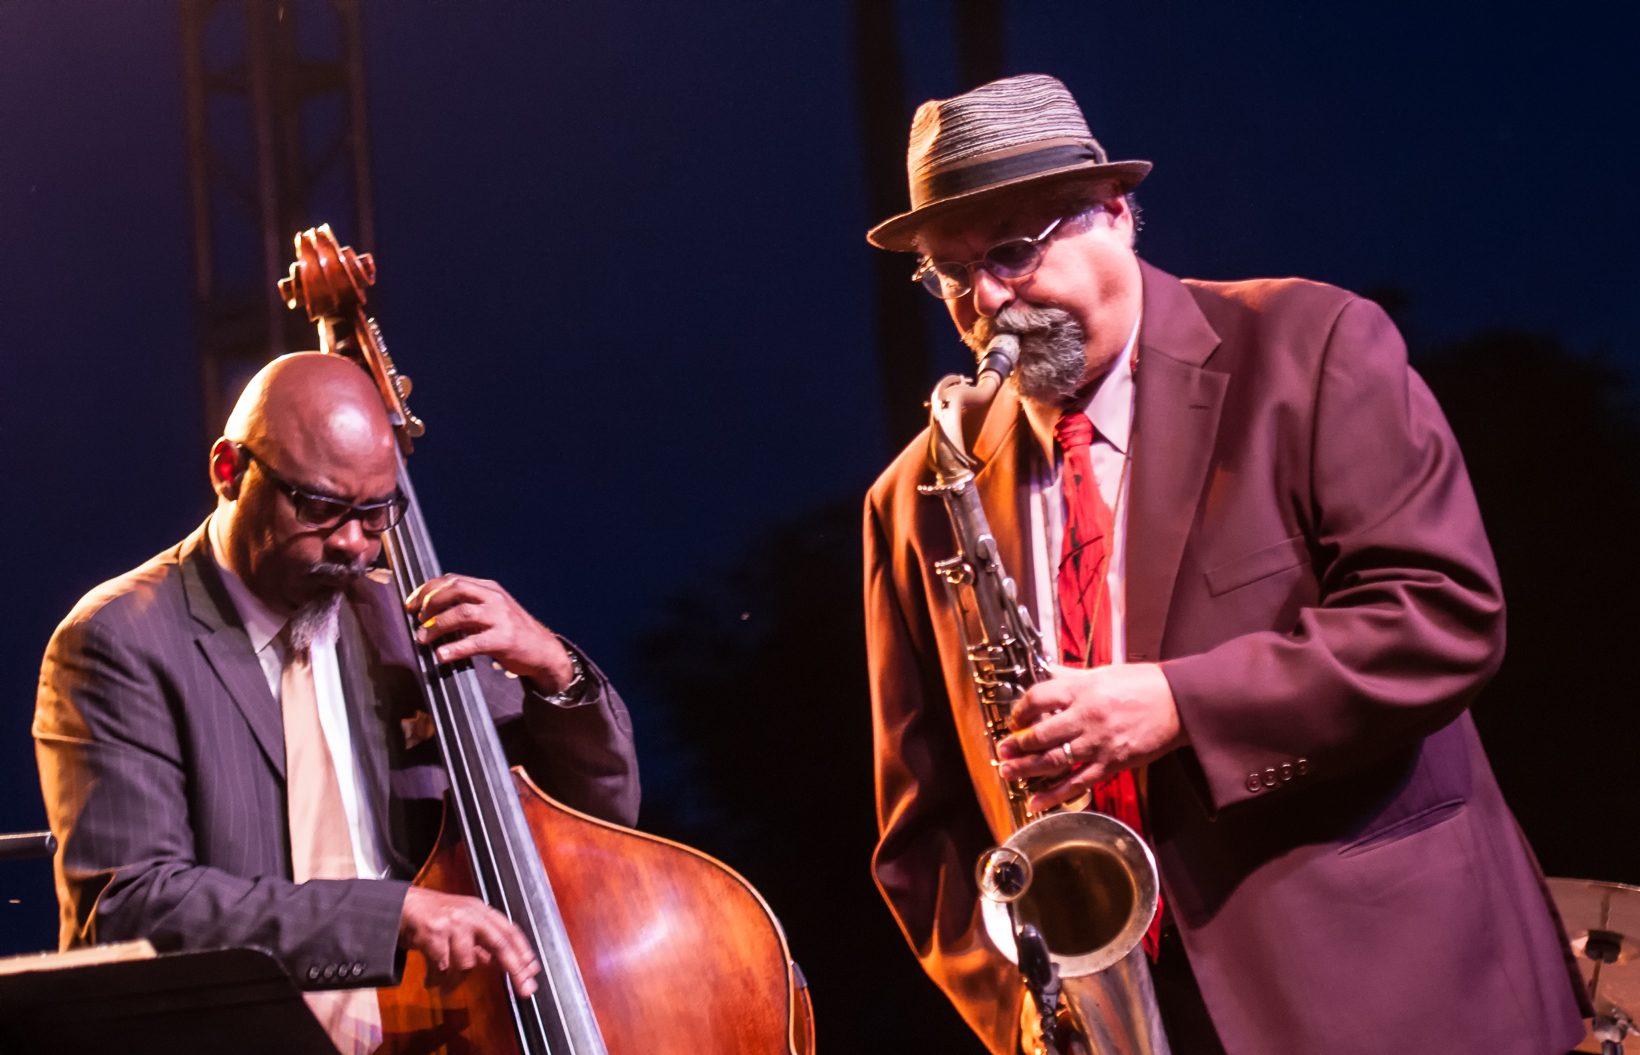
[1083,318,1138,455]
[207,513,289,655]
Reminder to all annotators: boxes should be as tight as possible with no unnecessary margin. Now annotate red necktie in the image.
[1054,411,1161,958]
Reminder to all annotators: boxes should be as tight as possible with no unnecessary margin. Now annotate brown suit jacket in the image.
[34,520,640,989]
[864,261,1587,1055]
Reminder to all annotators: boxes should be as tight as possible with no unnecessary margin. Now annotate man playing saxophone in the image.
[863,74,1588,1055]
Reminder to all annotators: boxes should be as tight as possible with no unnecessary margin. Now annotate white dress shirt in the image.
[1022,319,1140,665]
[208,516,391,880]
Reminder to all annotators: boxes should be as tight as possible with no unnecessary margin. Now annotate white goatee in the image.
[286,593,342,653]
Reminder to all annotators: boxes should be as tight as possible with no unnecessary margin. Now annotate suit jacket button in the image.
[1279,763,1293,782]
[1245,773,1261,793]
[352,963,364,978]
[322,964,337,981]
[1296,757,1310,776]
[308,965,321,981]
[1262,768,1279,788]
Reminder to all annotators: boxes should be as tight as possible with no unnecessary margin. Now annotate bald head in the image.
[210,353,401,615]
[225,352,397,477]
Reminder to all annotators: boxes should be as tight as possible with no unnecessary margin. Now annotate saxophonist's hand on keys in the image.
[995,663,1187,813]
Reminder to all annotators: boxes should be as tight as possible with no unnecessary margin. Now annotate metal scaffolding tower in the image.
[853,0,1007,451]
[181,0,375,439]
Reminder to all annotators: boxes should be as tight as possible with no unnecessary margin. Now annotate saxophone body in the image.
[917,336,1170,1055]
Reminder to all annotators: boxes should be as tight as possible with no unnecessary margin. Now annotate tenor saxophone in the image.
[918,335,1170,1055]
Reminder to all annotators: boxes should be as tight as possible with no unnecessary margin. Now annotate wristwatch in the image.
[536,636,591,706]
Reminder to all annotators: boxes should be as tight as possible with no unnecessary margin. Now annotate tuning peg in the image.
[394,374,413,399]
[277,270,301,310]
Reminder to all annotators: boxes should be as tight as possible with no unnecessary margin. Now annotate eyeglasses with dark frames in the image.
[912,205,1103,300]
[236,443,408,534]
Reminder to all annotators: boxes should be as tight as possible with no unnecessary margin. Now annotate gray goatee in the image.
[286,557,369,652]
[964,302,1088,407]
[286,593,341,653]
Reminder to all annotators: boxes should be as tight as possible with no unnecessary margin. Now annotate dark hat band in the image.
[914,142,1101,208]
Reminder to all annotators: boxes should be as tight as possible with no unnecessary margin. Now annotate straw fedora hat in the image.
[867,73,1151,252]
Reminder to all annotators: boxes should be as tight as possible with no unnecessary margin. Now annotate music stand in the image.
[0,945,335,1055]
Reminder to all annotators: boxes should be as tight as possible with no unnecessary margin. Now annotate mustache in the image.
[963,302,1089,407]
[306,557,372,583]
[962,302,1076,355]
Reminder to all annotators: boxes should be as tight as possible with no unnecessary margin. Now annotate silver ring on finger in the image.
[1061,742,1075,767]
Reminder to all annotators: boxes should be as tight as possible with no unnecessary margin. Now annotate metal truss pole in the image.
[853,0,1007,453]
[180,0,375,441]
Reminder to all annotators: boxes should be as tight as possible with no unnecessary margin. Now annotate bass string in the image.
[389,498,562,952]
[387,510,516,911]
[388,511,563,1050]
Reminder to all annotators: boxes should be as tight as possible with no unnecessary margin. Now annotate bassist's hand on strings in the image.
[407,574,579,694]
[399,886,542,996]
[995,663,1187,813]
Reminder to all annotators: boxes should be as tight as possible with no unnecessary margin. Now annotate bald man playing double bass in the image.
[34,353,638,1053]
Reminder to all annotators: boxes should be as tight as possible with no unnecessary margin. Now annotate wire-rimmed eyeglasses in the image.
[237,443,408,534]
[912,205,1101,300]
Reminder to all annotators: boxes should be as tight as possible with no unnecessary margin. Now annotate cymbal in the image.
[1547,877,1640,1053]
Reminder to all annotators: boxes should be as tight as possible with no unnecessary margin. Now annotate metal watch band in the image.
[536,636,590,706]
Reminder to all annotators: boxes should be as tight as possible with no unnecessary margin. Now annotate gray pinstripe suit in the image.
[33,520,640,989]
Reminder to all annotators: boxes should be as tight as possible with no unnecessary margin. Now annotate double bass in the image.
[277,224,815,1055]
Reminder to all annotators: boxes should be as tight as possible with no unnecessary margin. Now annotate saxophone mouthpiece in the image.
[979,334,1020,386]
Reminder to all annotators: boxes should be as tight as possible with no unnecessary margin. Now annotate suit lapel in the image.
[1125,262,1227,662]
[179,521,287,780]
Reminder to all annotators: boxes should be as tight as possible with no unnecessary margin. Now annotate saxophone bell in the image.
[978,812,1160,978]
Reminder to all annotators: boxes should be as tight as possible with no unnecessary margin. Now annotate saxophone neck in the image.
[926,334,1020,483]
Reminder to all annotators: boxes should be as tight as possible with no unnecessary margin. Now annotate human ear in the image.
[209,438,245,501]
[1097,195,1136,245]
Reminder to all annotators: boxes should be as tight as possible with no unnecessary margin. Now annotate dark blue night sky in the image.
[1,2,1635,1035]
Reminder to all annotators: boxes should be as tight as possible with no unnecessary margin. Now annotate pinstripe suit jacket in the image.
[33,520,640,989]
